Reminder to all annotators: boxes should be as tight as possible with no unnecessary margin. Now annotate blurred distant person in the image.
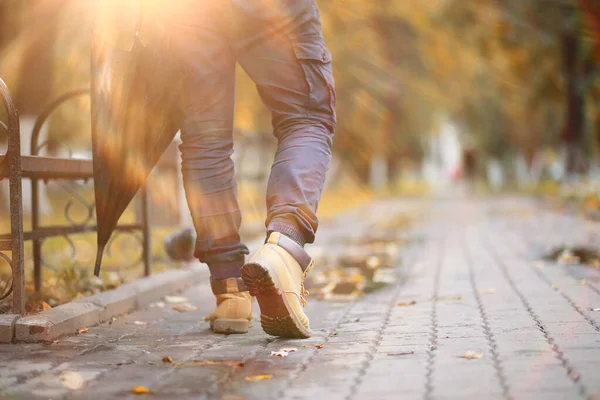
[463,148,476,181]
[104,0,336,338]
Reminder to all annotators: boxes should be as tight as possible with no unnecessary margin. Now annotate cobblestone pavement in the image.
[1,197,600,400]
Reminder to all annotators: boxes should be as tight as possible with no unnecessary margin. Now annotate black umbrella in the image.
[90,33,181,276]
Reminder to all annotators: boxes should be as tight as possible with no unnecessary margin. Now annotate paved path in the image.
[1,197,600,400]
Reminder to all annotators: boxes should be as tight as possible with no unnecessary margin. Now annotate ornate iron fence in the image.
[0,78,151,314]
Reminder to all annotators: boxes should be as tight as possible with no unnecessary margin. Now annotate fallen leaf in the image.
[280,347,298,353]
[578,280,587,286]
[270,347,298,357]
[77,327,88,334]
[387,351,415,356]
[454,296,464,300]
[60,371,84,390]
[149,301,165,308]
[162,356,173,363]
[590,308,600,311]
[245,375,273,382]
[397,300,417,306]
[551,284,559,290]
[557,249,580,265]
[119,360,135,366]
[175,360,243,368]
[164,296,187,304]
[131,385,151,394]
[301,344,325,349]
[329,331,338,337]
[42,301,52,311]
[478,289,496,295]
[532,261,545,269]
[133,321,148,325]
[172,303,199,312]
[458,351,483,360]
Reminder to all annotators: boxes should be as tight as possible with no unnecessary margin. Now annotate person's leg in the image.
[234,0,336,338]
[165,2,251,333]
[233,0,336,246]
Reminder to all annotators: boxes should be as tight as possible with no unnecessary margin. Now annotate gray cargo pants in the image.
[160,0,336,279]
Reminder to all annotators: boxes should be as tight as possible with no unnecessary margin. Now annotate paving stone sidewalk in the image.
[1,197,600,400]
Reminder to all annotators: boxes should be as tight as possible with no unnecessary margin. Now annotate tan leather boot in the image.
[241,232,313,338]
[205,277,253,334]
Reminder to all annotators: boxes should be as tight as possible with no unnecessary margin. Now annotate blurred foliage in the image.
[318,0,600,178]
[1,0,600,178]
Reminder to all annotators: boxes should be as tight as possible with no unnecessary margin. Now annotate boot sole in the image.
[210,318,250,334]
[241,262,311,339]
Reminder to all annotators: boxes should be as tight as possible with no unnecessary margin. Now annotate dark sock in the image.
[208,261,243,280]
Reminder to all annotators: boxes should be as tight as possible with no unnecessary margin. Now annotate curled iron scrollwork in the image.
[104,230,144,271]
[39,235,78,272]
[30,88,146,278]
[55,181,95,226]
[0,251,13,301]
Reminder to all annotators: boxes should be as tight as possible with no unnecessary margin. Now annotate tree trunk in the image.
[579,0,600,64]
[561,31,587,176]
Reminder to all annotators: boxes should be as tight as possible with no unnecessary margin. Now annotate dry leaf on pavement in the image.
[164,296,188,304]
[149,301,165,308]
[551,284,559,290]
[591,308,600,311]
[478,289,496,295]
[176,360,243,368]
[458,351,483,360]
[270,347,298,358]
[532,261,545,269]
[387,351,415,356]
[557,249,580,264]
[280,347,298,353]
[301,344,325,349]
[172,303,199,312]
[162,356,173,363]
[131,385,151,394]
[133,321,148,325]
[59,371,85,390]
[245,375,273,382]
[397,300,417,306]
[77,328,88,334]
[42,301,52,311]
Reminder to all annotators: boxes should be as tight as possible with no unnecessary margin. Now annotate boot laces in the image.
[300,283,310,307]
[300,263,313,307]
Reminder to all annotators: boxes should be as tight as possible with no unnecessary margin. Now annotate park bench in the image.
[0,78,151,315]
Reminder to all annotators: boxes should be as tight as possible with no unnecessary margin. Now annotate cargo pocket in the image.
[290,36,336,130]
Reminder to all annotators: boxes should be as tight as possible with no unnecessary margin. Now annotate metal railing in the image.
[0,78,151,314]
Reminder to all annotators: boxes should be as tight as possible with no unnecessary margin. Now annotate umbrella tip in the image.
[94,244,106,277]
